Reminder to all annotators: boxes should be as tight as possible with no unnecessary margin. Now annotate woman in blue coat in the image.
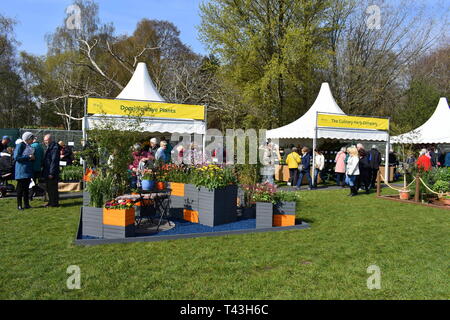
[14,132,35,210]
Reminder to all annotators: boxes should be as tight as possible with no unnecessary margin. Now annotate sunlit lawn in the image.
[0,188,448,299]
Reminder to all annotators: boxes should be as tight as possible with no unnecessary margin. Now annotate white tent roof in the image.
[267,83,388,141]
[85,62,205,134]
[116,62,165,102]
[391,98,450,144]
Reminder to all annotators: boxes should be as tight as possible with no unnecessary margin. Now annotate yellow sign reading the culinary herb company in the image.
[87,98,205,120]
[317,113,389,131]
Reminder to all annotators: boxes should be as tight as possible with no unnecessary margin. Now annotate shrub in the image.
[60,166,83,182]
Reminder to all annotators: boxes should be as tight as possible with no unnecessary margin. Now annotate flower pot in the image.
[197,185,238,226]
[273,201,296,227]
[156,181,165,190]
[256,202,274,229]
[439,198,450,206]
[102,208,135,239]
[82,206,103,238]
[399,190,410,200]
[141,180,155,191]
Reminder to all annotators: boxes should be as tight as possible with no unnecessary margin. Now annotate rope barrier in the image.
[378,172,413,192]
[418,177,449,197]
[378,171,448,197]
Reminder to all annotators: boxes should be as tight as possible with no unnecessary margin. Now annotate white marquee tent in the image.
[83,62,206,135]
[391,97,450,144]
[267,82,389,142]
[267,82,391,181]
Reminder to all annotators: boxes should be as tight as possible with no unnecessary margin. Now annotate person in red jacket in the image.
[417,149,432,171]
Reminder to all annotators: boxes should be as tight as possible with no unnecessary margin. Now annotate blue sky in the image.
[1,0,448,57]
[1,0,206,56]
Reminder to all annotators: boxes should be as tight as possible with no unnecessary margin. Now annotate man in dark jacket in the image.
[43,134,61,207]
[0,136,11,153]
[367,145,382,189]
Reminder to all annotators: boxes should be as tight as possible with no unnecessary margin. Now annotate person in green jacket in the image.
[30,136,45,201]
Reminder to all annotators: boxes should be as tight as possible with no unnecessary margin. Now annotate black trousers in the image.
[370,169,379,188]
[16,178,31,207]
[357,170,371,191]
[46,177,59,206]
[289,168,298,186]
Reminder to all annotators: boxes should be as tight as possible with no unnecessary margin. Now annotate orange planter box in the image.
[103,208,135,227]
[273,214,295,227]
[170,182,185,197]
[183,209,199,223]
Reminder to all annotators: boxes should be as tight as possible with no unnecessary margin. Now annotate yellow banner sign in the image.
[87,98,205,120]
[317,114,389,131]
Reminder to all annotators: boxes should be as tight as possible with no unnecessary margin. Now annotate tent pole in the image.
[385,133,390,183]
[203,105,207,163]
[312,112,318,186]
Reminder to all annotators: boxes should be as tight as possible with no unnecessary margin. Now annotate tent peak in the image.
[116,62,165,102]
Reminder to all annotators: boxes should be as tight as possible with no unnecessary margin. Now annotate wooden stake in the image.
[414,174,420,202]
[376,170,381,197]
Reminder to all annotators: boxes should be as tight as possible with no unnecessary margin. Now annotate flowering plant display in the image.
[161,164,192,183]
[242,182,278,204]
[191,164,237,190]
[141,168,156,180]
[104,198,135,209]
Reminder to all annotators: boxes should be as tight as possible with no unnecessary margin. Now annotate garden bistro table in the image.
[116,188,172,232]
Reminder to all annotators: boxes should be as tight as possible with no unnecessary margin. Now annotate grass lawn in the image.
[0,188,448,299]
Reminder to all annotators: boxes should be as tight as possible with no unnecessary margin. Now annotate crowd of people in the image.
[0,133,67,210]
[282,143,450,196]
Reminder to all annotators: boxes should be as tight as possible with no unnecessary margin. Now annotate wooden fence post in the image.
[376,170,381,197]
[414,174,420,202]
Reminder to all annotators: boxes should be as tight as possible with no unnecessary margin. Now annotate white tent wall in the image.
[391,97,450,144]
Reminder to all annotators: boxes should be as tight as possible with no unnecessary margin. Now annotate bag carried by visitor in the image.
[298,164,304,171]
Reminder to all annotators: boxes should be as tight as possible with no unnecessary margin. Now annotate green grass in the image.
[0,188,448,299]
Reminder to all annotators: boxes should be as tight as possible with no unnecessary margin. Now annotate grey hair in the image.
[340,147,346,152]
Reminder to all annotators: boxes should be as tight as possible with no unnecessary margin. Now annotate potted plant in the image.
[188,164,238,226]
[141,168,156,191]
[273,191,299,227]
[103,199,136,239]
[248,182,277,229]
[433,179,450,205]
[398,168,411,200]
[83,173,114,238]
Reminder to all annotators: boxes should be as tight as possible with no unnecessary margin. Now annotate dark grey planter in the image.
[82,206,103,238]
[241,205,256,219]
[82,191,90,206]
[103,224,135,239]
[256,202,274,229]
[184,184,199,212]
[170,195,184,208]
[274,201,296,215]
[198,185,238,227]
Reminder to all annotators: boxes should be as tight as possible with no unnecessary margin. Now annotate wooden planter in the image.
[82,206,103,238]
[273,201,296,227]
[256,202,274,229]
[58,182,82,192]
[102,208,135,239]
[197,185,238,227]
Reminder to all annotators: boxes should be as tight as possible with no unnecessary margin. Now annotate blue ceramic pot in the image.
[141,180,155,191]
